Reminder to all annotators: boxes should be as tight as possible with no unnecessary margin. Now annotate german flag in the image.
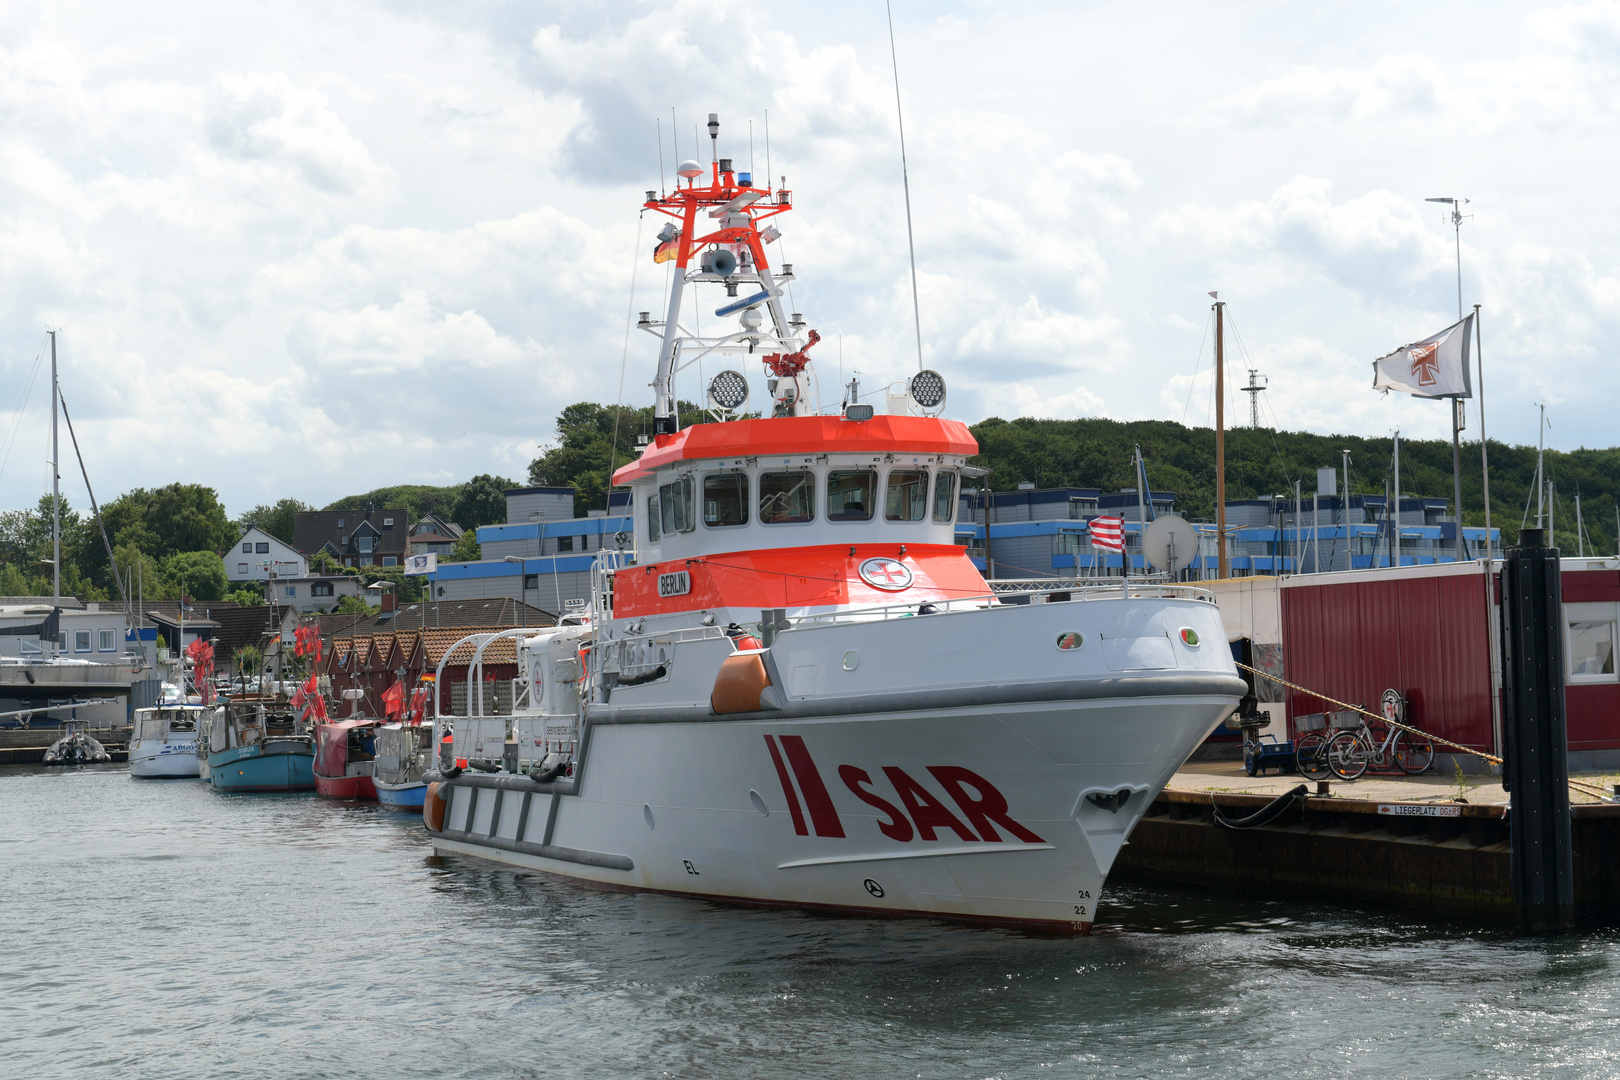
[653,238,680,264]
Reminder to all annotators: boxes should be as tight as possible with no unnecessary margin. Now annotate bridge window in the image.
[647,495,661,542]
[703,473,749,527]
[659,476,695,534]
[759,470,814,523]
[827,469,875,521]
[885,469,928,521]
[933,470,957,523]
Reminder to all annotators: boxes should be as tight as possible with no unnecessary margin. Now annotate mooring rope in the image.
[1232,660,1611,801]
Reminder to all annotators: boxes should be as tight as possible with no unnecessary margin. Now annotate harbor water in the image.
[5,764,1618,1079]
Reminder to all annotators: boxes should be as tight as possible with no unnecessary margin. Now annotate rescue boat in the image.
[422,120,1244,931]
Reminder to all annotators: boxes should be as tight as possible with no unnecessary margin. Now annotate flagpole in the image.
[1213,298,1228,579]
[1475,304,1491,558]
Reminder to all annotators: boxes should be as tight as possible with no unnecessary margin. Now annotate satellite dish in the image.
[1142,515,1198,574]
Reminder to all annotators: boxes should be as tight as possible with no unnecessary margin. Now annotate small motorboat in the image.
[313,718,379,800]
[372,721,433,810]
[42,721,111,766]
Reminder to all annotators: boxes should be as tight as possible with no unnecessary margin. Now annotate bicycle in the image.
[1294,713,1333,781]
[1326,711,1435,780]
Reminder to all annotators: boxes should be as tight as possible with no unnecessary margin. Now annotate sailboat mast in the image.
[1535,403,1545,528]
[50,330,59,603]
[1214,300,1227,579]
[1393,430,1401,566]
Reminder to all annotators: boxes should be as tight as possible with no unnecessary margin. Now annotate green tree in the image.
[237,498,312,544]
[309,552,352,576]
[322,484,460,524]
[448,531,481,563]
[451,473,515,531]
[163,551,228,602]
[333,595,371,615]
[77,483,231,593]
[113,543,169,600]
[355,566,424,603]
[146,483,234,555]
[0,562,37,596]
[226,585,266,607]
[526,400,701,512]
[233,644,263,678]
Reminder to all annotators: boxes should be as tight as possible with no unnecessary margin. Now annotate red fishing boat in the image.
[313,718,379,799]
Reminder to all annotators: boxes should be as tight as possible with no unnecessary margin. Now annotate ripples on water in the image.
[3,765,1617,1079]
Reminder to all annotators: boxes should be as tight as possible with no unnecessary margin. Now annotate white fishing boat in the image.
[422,121,1244,931]
[129,703,214,779]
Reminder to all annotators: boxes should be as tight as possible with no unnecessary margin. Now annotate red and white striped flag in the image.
[1089,516,1125,553]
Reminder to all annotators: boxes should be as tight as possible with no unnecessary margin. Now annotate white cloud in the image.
[0,0,1613,519]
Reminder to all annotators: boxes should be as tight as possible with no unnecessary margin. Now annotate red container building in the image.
[1217,558,1620,770]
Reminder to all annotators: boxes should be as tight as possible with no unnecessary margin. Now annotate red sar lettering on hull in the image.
[762,734,1044,844]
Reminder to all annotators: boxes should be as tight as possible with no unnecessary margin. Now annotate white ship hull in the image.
[130,739,201,779]
[428,593,1242,931]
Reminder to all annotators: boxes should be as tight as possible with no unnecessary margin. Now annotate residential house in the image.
[266,574,366,615]
[292,507,410,570]
[409,513,463,559]
[227,526,308,584]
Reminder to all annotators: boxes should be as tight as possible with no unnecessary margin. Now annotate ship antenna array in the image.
[1240,368,1269,429]
[886,0,925,372]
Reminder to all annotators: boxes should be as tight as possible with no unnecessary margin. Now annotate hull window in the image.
[933,469,958,523]
[703,473,750,527]
[759,470,815,523]
[827,469,876,521]
[885,469,928,521]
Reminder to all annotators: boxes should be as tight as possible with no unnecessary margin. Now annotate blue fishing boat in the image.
[207,698,314,793]
[372,721,432,810]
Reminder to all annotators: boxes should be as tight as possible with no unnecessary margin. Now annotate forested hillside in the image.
[524,403,1620,553]
[972,416,1620,551]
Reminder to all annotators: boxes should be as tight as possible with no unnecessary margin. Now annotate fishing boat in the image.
[372,721,433,810]
[129,703,214,779]
[421,121,1244,932]
[207,697,314,792]
[313,718,378,800]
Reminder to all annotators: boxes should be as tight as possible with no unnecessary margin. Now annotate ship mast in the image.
[645,114,810,435]
[50,330,60,604]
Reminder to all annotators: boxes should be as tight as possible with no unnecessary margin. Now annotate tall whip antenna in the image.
[885,0,925,372]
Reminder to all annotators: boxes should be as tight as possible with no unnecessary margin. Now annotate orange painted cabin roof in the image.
[612,416,979,484]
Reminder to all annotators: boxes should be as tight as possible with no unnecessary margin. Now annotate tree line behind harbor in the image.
[529,404,1620,555]
[2,404,1615,605]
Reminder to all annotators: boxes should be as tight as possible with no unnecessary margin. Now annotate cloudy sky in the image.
[1,0,1615,517]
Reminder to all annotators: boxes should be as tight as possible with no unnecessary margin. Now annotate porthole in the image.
[1055,632,1084,651]
[1180,628,1200,647]
[842,650,860,671]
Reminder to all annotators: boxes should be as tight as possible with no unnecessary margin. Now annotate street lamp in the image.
[502,557,527,627]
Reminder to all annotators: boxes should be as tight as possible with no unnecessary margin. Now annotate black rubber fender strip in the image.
[1212,784,1309,830]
